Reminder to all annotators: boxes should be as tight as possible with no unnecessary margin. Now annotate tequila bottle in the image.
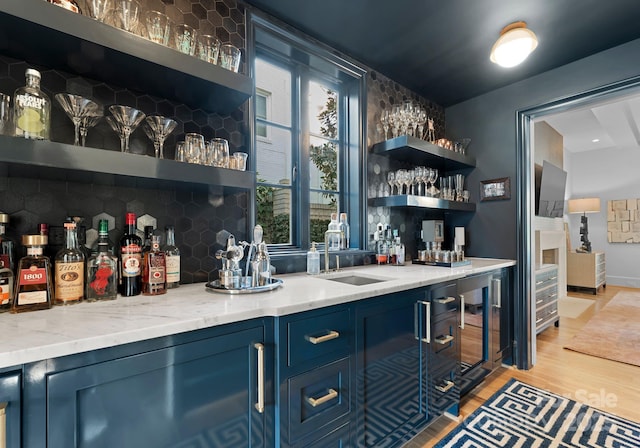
[54,221,85,305]
[163,225,180,288]
[86,220,118,302]
[142,235,166,296]
[14,68,50,140]
[11,235,53,313]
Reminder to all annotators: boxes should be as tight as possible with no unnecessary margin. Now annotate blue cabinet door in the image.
[46,326,266,448]
[0,370,21,448]
[355,289,429,447]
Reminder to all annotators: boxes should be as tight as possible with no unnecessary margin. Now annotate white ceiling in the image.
[543,92,640,153]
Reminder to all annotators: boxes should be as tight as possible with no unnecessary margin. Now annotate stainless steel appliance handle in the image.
[425,301,431,343]
[306,388,338,407]
[305,330,339,344]
[0,402,6,448]
[492,278,502,308]
[459,294,465,329]
[415,301,431,343]
[254,343,265,413]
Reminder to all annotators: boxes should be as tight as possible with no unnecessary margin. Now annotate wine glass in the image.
[429,168,439,197]
[408,169,416,195]
[143,115,177,159]
[387,170,395,195]
[415,166,424,196]
[381,110,390,140]
[55,93,102,146]
[108,105,146,153]
[79,114,103,147]
[395,169,406,195]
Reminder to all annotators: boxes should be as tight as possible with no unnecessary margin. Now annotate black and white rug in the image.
[434,379,640,447]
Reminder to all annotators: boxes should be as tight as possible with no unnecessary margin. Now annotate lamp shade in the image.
[490,21,538,68]
[568,197,601,214]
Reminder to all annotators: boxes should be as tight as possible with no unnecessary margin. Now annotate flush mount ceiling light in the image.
[490,21,538,68]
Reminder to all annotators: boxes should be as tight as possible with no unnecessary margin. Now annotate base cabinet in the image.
[0,370,21,448]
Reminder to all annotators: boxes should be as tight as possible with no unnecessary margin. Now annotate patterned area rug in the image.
[434,379,640,447]
[564,291,640,367]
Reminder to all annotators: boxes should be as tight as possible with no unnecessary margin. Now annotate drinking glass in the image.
[219,44,241,72]
[197,34,221,64]
[209,138,230,168]
[146,11,171,46]
[143,115,177,159]
[380,110,390,140]
[0,93,13,136]
[429,168,439,197]
[415,166,424,196]
[408,169,416,195]
[175,141,186,162]
[387,171,395,195]
[108,105,145,152]
[395,169,407,195]
[184,133,205,164]
[87,0,112,22]
[55,93,102,146]
[455,174,465,201]
[174,24,198,56]
[232,152,248,171]
[112,0,140,33]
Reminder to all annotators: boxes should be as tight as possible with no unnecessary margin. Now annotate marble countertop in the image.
[0,258,515,369]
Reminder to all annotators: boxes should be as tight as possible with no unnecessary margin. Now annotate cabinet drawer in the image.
[431,317,457,358]
[287,308,350,368]
[287,357,351,443]
[430,283,458,318]
[536,285,557,306]
[429,365,459,416]
[292,422,351,448]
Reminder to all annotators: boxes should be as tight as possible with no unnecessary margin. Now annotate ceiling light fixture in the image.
[490,21,538,68]
[592,138,600,143]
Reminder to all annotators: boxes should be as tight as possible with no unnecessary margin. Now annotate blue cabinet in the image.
[355,288,431,447]
[22,320,271,448]
[0,369,21,448]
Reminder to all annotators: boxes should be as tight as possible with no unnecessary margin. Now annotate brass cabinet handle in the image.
[254,343,264,413]
[435,380,455,393]
[435,334,454,345]
[435,296,455,304]
[306,388,338,407]
[305,330,339,344]
[0,402,6,448]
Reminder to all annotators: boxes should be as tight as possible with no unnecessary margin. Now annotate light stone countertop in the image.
[0,257,515,369]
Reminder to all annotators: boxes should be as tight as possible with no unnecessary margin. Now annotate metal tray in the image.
[205,277,283,294]
[412,259,472,268]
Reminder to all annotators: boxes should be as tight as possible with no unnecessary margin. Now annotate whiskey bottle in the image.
[142,235,166,296]
[0,259,13,312]
[163,225,180,288]
[14,68,51,140]
[86,220,118,302]
[54,221,85,305]
[11,235,53,313]
[0,212,16,272]
[119,213,142,296]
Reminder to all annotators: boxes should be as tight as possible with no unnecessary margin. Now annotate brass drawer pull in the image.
[306,388,338,407]
[435,334,454,345]
[305,330,340,344]
[435,296,455,304]
[435,380,455,393]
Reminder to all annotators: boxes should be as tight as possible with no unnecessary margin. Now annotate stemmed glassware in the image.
[380,110,391,140]
[55,93,103,146]
[428,168,439,197]
[387,171,395,195]
[143,115,177,159]
[107,105,146,153]
[415,166,424,196]
[79,115,103,147]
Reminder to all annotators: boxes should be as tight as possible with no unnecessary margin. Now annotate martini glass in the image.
[108,105,145,153]
[55,93,102,146]
[79,113,103,147]
[143,115,177,159]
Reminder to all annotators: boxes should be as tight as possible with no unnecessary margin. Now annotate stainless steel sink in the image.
[323,275,387,286]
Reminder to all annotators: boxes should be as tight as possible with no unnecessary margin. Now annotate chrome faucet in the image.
[324,229,343,273]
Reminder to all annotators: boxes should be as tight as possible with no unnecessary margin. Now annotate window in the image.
[250,14,365,251]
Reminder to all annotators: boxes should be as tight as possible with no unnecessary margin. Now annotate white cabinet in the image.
[567,251,606,294]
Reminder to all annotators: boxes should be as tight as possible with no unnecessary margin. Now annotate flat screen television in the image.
[536,160,567,218]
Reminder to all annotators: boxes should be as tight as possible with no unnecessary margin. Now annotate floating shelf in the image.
[0,0,252,114]
[368,195,475,212]
[0,135,255,191]
[371,135,475,171]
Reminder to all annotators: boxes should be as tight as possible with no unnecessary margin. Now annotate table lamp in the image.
[568,197,601,253]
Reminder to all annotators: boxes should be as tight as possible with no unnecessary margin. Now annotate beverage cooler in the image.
[456,268,511,396]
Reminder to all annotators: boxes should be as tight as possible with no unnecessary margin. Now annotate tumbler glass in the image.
[87,0,112,22]
[184,133,205,164]
[197,34,221,64]
[232,152,248,171]
[112,0,140,33]
[174,24,198,56]
[209,138,230,168]
[175,141,186,162]
[146,11,171,46]
[219,44,241,72]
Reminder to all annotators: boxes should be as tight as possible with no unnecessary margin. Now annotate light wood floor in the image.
[406,285,640,448]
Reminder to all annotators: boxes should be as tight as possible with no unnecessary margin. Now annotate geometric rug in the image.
[433,379,640,447]
[564,291,640,367]
[557,296,595,319]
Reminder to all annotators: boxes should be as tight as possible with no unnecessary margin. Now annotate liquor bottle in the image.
[142,225,154,254]
[54,221,85,305]
[0,212,16,272]
[47,0,81,13]
[0,259,13,312]
[119,212,142,296]
[338,212,350,250]
[90,219,115,255]
[86,220,118,302]
[11,235,53,313]
[142,235,166,296]
[163,225,180,289]
[13,68,50,140]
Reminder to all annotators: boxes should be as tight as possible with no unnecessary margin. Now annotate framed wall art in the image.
[480,177,511,201]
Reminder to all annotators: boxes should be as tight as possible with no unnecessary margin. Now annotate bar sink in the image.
[323,275,387,286]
